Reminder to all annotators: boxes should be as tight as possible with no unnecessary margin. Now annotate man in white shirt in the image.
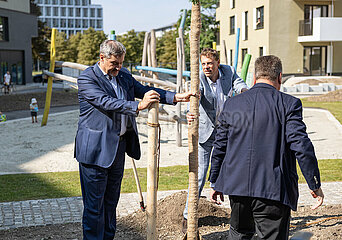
[182,48,248,233]
[3,71,11,94]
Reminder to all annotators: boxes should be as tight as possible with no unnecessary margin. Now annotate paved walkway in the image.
[1,182,341,230]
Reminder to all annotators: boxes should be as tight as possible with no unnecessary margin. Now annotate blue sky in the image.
[91,0,192,35]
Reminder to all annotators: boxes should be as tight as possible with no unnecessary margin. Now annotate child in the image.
[30,98,39,123]
[0,111,6,122]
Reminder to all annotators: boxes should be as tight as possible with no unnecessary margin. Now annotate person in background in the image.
[30,98,38,123]
[0,111,6,122]
[182,48,248,233]
[209,55,324,239]
[3,71,11,94]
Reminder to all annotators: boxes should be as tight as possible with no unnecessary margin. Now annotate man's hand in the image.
[173,91,199,102]
[138,90,160,111]
[210,188,224,205]
[310,187,324,210]
[186,112,200,125]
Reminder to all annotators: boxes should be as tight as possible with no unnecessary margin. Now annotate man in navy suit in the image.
[182,48,248,232]
[75,40,195,240]
[209,55,324,239]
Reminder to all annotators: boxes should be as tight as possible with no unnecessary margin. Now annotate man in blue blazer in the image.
[209,55,324,239]
[183,48,248,231]
[75,40,195,240]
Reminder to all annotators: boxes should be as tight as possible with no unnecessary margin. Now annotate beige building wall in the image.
[217,0,270,72]
[0,0,30,13]
[217,0,342,75]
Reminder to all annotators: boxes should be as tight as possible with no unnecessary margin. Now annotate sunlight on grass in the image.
[302,100,342,124]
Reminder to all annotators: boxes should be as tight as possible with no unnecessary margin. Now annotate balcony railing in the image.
[299,19,312,36]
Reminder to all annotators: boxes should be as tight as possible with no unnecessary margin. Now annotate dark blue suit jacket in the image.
[74,63,176,168]
[209,83,321,210]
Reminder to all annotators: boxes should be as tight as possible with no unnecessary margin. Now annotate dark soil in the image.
[0,192,341,240]
[0,90,78,112]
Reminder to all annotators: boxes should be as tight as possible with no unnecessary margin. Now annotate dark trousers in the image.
[228,196,291,240]
[79,139,126,240]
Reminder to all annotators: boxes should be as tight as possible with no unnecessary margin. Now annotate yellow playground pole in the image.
[212,42,217,50]
[41,28,56,126]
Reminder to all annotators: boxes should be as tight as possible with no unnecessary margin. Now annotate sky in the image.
[91,0,192,35]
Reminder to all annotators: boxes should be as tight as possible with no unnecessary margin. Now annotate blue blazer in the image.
[209,83,321,210]
[74,63,176,168]
[199,65,247,143]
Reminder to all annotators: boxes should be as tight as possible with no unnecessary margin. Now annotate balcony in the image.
[298,17,342,42]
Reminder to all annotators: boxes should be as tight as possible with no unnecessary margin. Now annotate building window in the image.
[53,7,59,16]
[45,0,51,4]
[53,18,59,27]
[76,8,81,17]
[75,0,80,5]
[60,0,65,5]
[83,8,88,17]
[0,16,9,41]
[82,0,87,5]
[61,7,66,16]
[244,11,248,40]
[259,47,264,57]
[90,19,95,28]
[241,48,248,66]
[68,19,74,27]
[230,16,235,35]
[46,18,52,27]
[52,0,58,5]
[230,0,235,9]
[97,8,102,17]
[229,49,233,66]
[83,19,88,29]
[68,8,73,16]
[96,20,102,28]
[60,18,66,28]
[67,0,73,5]
[256,6,264,29]
[75,19,81,28]
[45,6,51,16]
[68,30,74,36]
[90,8,95,17]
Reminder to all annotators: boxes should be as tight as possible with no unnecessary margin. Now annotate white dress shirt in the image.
[207,69,225,118]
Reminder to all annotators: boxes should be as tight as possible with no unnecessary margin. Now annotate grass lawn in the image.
[0,159,341,202]
[301,100,342,124]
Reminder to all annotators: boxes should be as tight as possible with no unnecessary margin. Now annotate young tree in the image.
[77,28,107,65]
[187,1,201,239]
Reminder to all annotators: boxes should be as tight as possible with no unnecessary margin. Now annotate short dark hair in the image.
[254,55,282,82]
[200,48,219,61]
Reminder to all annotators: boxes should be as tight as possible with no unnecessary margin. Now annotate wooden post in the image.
[150,29,158,82]
[176,37,183,147]
[146,102,159,240]
[188,1,201,239]
[141,32,150,77]
[41,28,57,126]
[147,34,152,78]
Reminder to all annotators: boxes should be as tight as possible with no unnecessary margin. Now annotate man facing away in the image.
[209,55,324,239]
[182,48,248,232]
[75,40,196,240]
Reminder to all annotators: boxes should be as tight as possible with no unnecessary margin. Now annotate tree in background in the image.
[77,28,107,66]
[54,31,73,62]
[117,30,145,65]
[67,32,82,63]
[156,28,178,68]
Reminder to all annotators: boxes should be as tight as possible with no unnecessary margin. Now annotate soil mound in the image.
[305,89,342,102]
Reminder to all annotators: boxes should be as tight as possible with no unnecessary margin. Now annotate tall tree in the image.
[117,30,145,65]
[54,31,73,61]
[156,28,178,68]
[67,32,82,63]
[187,0,201,239]
[77,28,107,65]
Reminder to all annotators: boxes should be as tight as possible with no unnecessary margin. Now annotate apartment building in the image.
[216,0,342,76]
[35,0,103,38]
[0,0,37,85]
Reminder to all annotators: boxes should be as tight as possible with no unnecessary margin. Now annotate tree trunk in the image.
[187,1,201,239]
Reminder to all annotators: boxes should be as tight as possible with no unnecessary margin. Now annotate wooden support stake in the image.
[146,102,159,240]
[141,32,150,77]
[176,37,183,147]
[150,29,158,83]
